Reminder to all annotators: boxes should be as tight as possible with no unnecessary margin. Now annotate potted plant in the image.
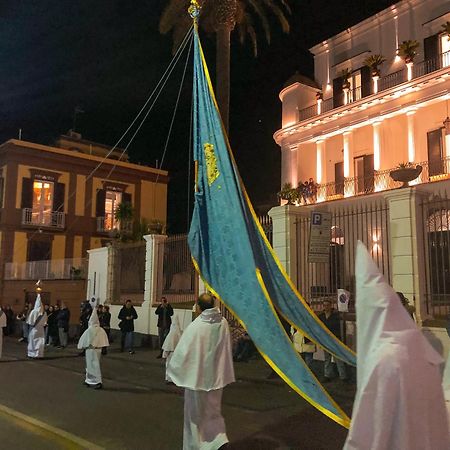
[340,68,352,90]
[397,40,420,64]
[390,162,423,187]
[364,54,386,78]
[277,183,298,205]
[148,219,164,235]
[114,201,134,238]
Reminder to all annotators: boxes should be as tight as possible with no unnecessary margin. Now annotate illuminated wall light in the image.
[372,230,382,254]
[394,14,401,63]
[317,98,322,115]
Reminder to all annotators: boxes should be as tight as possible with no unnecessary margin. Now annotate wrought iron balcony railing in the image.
[21,208,65,229]
[4,257,87,280]
[296,50,450,124]
[302,157,450,205]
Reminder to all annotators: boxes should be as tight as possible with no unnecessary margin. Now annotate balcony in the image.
[97,213,133,234]
[297,50,450,123]
[21,208,65,229]
[4,258,87,280]
[300,157,450,205]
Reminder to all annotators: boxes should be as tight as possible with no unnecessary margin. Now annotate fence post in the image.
[143,234,167,306]
[268,204,307,286]
[383,187,428,324]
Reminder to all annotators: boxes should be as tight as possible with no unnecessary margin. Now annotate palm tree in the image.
[159,0,291,132]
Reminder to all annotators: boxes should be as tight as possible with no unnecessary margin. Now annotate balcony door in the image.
[427,128,444,177]
[32,180,54,226]
[335,162,344,196]
[354,154,374,194]
[104,190,122,230]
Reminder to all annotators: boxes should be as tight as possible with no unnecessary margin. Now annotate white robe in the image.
[0,311,6,358]
[162,315,182,382]
[27,310,47,358]
[168,308,235,450]
[77,303,109,386]
[443,354,450,429]
[344,242,450,450]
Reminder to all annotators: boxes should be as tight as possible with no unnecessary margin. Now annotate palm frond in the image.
[247,0,272,44]
[261,0,290,33]
[159,0,190,34]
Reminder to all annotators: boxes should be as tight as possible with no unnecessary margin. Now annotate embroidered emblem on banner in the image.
[204,143,220,186]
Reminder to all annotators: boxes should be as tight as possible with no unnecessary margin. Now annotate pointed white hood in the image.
[162,313,183,353]
[27,293,46,326]
[33,293,42,312]
[78,299,109,349]
[344,242,449,450]
[88,299,100,327]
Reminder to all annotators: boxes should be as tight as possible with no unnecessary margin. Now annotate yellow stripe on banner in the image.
[190,256,351,429]
[195,31,355,363]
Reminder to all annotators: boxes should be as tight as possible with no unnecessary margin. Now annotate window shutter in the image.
[0,177,4,208]
[360,65,372,97]
[53,182,65,212]
[333,76,344,108]
[122,192,132,206]
[424,34,439,61]
[96,189,106,217]
[21,178,33,209]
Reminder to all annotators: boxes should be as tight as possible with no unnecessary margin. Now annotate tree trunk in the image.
[216,25,231,133]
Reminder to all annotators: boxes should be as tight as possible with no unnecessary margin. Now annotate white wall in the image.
[86,247,109,304]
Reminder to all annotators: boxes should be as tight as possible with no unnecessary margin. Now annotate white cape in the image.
[443,354,450,428]
[77,303,109,349]
[167,308,235,391]
[344,242,449,450]
[0,311,6,358]
[162,314,182,354]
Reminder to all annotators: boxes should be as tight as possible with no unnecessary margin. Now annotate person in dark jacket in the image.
[318,299,348,382]
[155,297,174,358]
[46,305,59,346]
[4,305,15,336]
[118,300,138,354]
[57,302,70,348]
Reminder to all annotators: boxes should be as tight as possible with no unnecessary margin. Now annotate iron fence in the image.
[160,234,197,304]
[258,215,273,245]
[421,191,450,319]
[296,198,390,312]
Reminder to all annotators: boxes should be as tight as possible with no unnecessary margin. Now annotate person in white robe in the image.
[443,352,450,429]
[77,300,109,389]
[162,314,183,383]
[0,309,7,358]
[167,293,235,450]
[344,242,449,450]
[27,294,47,359]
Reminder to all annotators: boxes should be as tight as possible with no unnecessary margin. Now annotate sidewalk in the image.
[0,338,355,449]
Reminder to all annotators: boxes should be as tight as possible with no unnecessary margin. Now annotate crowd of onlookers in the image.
[3,301,112,350]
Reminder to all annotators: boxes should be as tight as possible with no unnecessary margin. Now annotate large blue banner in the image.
[188,26,355,427]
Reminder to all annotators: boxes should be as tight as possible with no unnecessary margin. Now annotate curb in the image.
[0,403,104,450]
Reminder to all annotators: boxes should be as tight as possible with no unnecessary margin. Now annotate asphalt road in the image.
[0,338,355,449]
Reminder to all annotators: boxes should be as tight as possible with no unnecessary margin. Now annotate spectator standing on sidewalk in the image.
[17,303,31,343]
[155,297,173,358]
[118,300,138,354]
[318,299,348,382]
[57,302,70,349]
[5,305,15,336]
[100,305,111,355]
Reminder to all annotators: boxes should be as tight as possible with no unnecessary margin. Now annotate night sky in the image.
[0,0,396,233]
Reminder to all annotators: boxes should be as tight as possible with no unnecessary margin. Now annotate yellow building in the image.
[0,133,168,319]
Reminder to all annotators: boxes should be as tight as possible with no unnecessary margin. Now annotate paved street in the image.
[0,338,355,449]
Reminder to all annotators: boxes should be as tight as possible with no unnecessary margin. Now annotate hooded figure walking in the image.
[162,314,183,383]
[27,287,47,359]
[77,299,109,390]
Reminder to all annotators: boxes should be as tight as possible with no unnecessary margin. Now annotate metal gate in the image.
[296,198,391,311]
[160,234,197,304]
[421,192,450,318]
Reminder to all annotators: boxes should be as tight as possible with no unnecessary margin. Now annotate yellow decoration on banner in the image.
[204,143,220,186]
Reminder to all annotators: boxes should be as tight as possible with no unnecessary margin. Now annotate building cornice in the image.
[310,0,427,57]
[0,140,168,179]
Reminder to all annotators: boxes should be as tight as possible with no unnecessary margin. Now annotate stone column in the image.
[406,110,416,163]
[316,139,326,185]
[143,234,167,306]
[268,205,307,287]
[383,188,428,324]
